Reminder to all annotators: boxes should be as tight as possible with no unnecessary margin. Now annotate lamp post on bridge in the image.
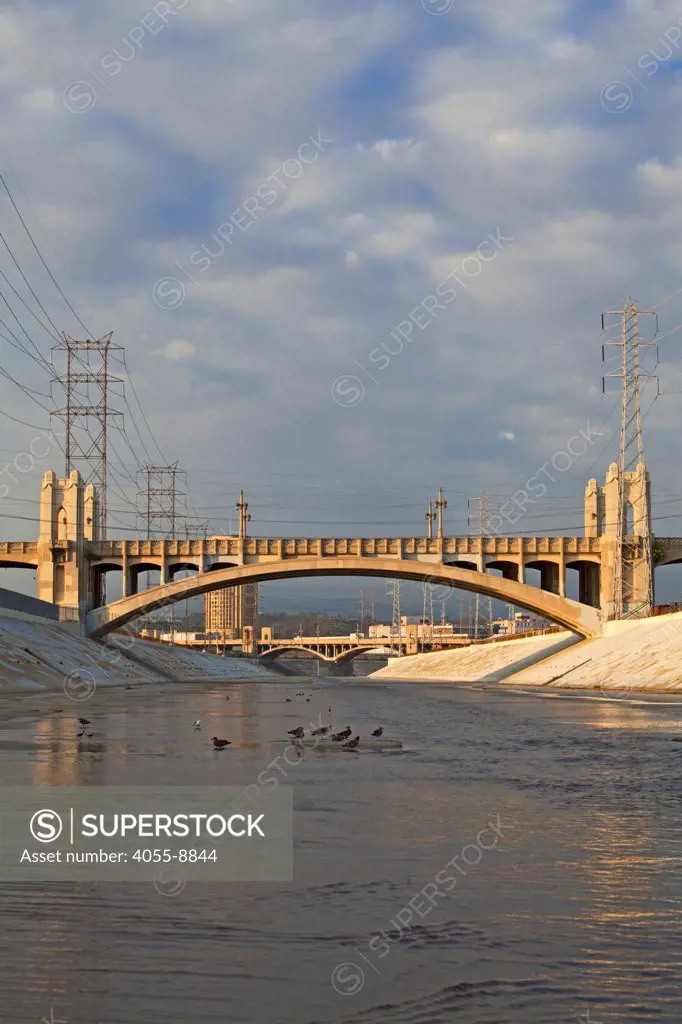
[236,490,251,539]
[436,485,446,544]
[425,499,436,541]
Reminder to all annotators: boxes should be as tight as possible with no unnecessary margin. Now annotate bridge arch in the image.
[258,646,336,664]
[0,559,38,570]
[168,561,201,578]
[86,557,602,639]
[334,645,395,665]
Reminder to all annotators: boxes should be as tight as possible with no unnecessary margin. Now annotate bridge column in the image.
[558,538,566,597]
[121,543,129,599]
[578,563,600,609]
[540,563,560,595]
[328,661,354,677]
[37,469,91,617]
[599,461,653,618]
[160,544,169,585]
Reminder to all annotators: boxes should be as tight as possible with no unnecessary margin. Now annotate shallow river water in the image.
[1,678,682,1024]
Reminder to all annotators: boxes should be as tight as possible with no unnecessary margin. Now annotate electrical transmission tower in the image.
[137,463,187,635]
[421,581,434,652]
[359,587,375,634]
[602,298,658,618]
[387,581,402,656]
[137,463,187,540]
[51,332,123,537]
[180,519,209,640]
[468,492,495,637]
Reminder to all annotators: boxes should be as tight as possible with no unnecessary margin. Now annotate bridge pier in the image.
[585,462,653,617]
[540,563,560,595]
[577,563,600,609]
[37,470,98,617]
[327,661,354,677]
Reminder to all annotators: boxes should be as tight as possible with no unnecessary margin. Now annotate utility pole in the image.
[425,498,437,540]
[236,490,251,539]
[52,332,123,538]
[421,583,427,654]
[602,298,658,618]
[435,487,447,540]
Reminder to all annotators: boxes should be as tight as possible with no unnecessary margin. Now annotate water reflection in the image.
[1,680,681,1023]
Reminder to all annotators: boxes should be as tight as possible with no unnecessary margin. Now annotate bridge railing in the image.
[58,606,81,622]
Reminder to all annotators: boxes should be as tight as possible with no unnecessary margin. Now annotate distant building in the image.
[204,584,259,639]
[491,613,546,636]
[369,618,462,640]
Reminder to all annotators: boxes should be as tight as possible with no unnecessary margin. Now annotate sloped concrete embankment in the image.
[0,609,278,695]
[370,632,579,682]
[507,611,682,692]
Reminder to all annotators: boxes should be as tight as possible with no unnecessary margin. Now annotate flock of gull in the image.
[190,691,384,752]
[286,723,383,750]
[62,691,384,754]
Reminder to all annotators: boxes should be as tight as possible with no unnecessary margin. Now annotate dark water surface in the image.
[1,679,682,1024]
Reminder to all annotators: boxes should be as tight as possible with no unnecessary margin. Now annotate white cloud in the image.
[3,0,682,573]
[153,339,197,361]
[20,87,55,112]
[368,138,423,163]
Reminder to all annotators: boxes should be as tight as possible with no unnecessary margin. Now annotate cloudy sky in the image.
[2,0,682,609]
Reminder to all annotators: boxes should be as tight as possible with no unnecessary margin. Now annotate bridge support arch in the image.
[86,557,603,639]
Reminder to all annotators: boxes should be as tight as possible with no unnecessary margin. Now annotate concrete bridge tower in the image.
[37,469,99,615]
[585,462,652,619]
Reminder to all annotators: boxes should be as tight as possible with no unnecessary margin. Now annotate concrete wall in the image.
[0,587,59,620]
[0,612,280,695]
[508,610,682,691]
[370,632,579,682]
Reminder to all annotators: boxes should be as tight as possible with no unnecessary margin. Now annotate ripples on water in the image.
[1,680,682,1023]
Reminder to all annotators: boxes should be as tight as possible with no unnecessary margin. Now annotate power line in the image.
[0,169,94,338]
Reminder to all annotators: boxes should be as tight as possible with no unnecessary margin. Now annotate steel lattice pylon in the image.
[601,298,658,618]
[51,332,123,538]
[136,463,187,540]
[386,580,401,656]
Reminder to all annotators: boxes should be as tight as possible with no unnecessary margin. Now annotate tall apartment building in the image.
[204,584,259,638]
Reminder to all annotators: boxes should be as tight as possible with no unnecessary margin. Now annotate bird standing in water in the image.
[212,737,231,749]
[342,735,360,750]
[193,720,201,730]
[371,727,383,737]
[288,726,305,738]
[332,727,352,741]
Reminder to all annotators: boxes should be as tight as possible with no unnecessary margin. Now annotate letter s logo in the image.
[30,809,63,843]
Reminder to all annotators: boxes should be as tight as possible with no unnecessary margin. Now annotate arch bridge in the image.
[4,465,682,638]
